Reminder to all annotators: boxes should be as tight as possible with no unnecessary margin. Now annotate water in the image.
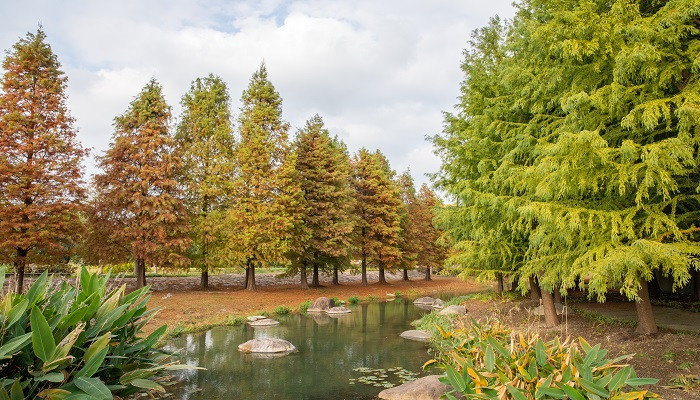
[166,299,434,400]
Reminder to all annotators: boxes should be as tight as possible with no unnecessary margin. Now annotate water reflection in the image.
[166,299,434,400]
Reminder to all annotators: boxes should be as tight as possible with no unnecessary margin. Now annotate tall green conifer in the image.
[176,74,235,288]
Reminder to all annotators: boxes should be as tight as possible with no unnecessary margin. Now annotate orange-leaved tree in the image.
[415,184,447,281]
[93,79,190,288]
[0,29,87,293]
[397,171,420,280]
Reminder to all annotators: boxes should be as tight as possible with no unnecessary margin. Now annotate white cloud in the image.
[0,0,517,188]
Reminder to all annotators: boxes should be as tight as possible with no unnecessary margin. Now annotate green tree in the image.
[291,115,354,288]
[351,149,402,285]
[0,30,87,293]
[226,64,302,291]
[176,74,235,288]
[94,79,190,288]
[396,171,420,280]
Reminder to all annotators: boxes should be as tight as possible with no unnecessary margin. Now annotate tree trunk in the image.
[635,280,657,335]
[13,249,27,294]
[300,263,309,289]
[201,269,209,289]
[424,266,431,281]
[529,277,541,302]
[332,266,339,285]
[540,287,560,327]
[378,266,387,284]
[553,287,562,304]
[361,254,368,286]
[695,269,700,302]
[510,276,518,291]
[97,259,104,275]
[312,265,320,287]
[134,258,147,288]
[403,267,409,281]
[496,272,504,294]
[244,266,250,289]
[246,262,256,291]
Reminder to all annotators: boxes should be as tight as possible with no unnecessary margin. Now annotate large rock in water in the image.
[378,375,452,400]
[413,296,436,305]
[400,330,432,342]
[238,338,297,354]
[307,297,335,313]
[438,305,467,316]
[248,318,280,327]
[326,306,351,315]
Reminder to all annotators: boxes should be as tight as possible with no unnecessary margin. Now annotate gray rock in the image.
[438,305,467,316]
[237,338,297,354]
[413,296,436,305]
[378,375,451,400]
[531,304,566,316]
[414,303,435,311]
[326,306,352,315]
[400,329,432,342]
[246,315,266,322]
[248,318,280,327]
[431,299,446,309]
[307,297,335,313]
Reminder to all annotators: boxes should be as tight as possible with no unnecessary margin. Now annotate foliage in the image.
[664,374,700,391]
[349,367,419,389]
[175,74,235,286]
[347,296,360,305]
[394,291,403,298]
[414,185,448,279]
[225,63,302,290]
[0,29,87,293]
[92,79,191,288]
[298,300,313,314]
[273,305,291,316]
[0,267,189,398]
[396,171,420,272]
[427,319,659,400]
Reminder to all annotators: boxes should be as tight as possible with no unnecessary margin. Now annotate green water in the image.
[166,299,434,399]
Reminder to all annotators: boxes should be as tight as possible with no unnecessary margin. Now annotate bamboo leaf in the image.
[31,306,56,362]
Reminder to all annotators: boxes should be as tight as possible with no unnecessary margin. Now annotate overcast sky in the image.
[0,0,516,188]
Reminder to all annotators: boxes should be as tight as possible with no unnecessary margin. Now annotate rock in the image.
[246,315,266,322]
[237,338,297,354]
[531,304,566,316]
[326,306,351,315]
[438,305,467,316]
[307,297,335,313]
[378,375,451,400]
[248,318,280,327]
[399,329,432,342]
[413,296,435,305]
[414,303,435,311]
[431,299,446,309]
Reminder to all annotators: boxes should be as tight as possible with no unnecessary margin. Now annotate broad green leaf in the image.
[625,377,659,386]
[0,387,7,400]
[83,332,111,364]
[579,377,610,398]
[8,381,22,400]
[36,388,71,400]
[0,267,5,293]
[0,333,32,359]
[506,384,528,400]
[487,336,509,358]
[75,347,108,378]
[26,270,49,306]
[130,378,165,393]
[64,393,101,400]
[444,365,467,393]
[608,366,632,392]
[558,383,586,400]
[35,372,65,383]
[4,299,28,329]
[535,375,553,399]
[484,345,495,372]
[73,377,111,400]
[31,306,56,362]
[535,339,546,366]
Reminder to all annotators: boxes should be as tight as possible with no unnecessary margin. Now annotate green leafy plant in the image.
[664,374,700,390]
[394,291,403,298]
[298,300,313,313]
[427,318,659,399]
[0,267,194,398]
[347,296,360,305]
[273,305,291,316]
[368,295,377,302]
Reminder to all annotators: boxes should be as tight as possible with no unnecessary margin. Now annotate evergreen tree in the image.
[94,79,190,288]
[176,74,235,288]
[226,64,302,291]
[0,30,87,293]
[396,171,420,280]
[351,149,402,285]
[415,184,447,281]
[291,115,354,288]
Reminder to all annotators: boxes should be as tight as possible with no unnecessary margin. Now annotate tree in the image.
[94,79,190,288]
[414,184,447,281]
[0,30,87,293]
[175,74,235,289]
[226,64,302,291]
[351,149,402,285]
[433,1,700,333]
[396,171,420,280]
[291,115,354,288]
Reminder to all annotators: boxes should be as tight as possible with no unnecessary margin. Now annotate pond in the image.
[165,298,438,399]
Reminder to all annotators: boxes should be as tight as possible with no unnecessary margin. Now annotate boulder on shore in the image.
[237,338,297,354]
[413,296,436,305]
[378,375,452,400]
[438,305,467,316]
[248,318,280,327]
[307,297,335,313]
[246,315,266,322]
[326,306,352,315]
[399,329,432,342]
[431,299,446,309]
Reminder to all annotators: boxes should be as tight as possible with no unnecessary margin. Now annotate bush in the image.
[298,300,313,314]
[427,319,659,399]
[394,291,402,298]
[273,305,291,316]
[348,296,360,305]
[0,267,191,398]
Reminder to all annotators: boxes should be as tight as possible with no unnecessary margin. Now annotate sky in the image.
[0,0,516,188]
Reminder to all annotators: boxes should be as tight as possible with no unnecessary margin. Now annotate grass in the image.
[273,305,291,316]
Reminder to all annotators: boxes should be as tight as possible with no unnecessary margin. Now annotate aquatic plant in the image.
[349,367,419,389]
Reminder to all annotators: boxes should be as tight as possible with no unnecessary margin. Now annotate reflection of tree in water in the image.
[169,299,432,400]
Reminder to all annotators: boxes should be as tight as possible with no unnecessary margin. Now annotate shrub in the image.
[427,319,659,399]
[348,296,360,305]
[0,267,191,399]
[273,305,291,316]
[394,291,402,298]
[103,262,133,274]
[298,300,313,314]
[368,295,378,302]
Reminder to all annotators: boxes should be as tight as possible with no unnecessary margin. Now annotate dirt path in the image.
[575,301,700,333]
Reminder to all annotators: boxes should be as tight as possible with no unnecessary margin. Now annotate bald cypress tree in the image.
[397,171,420,281]
[95,79,190,288]
[176,74,235,289]
[415,184,447,281]
[351,149,402,285]
[0,30,87,293]
[226,64,302,291]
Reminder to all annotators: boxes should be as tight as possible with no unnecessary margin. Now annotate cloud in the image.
[0,0,516,187]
